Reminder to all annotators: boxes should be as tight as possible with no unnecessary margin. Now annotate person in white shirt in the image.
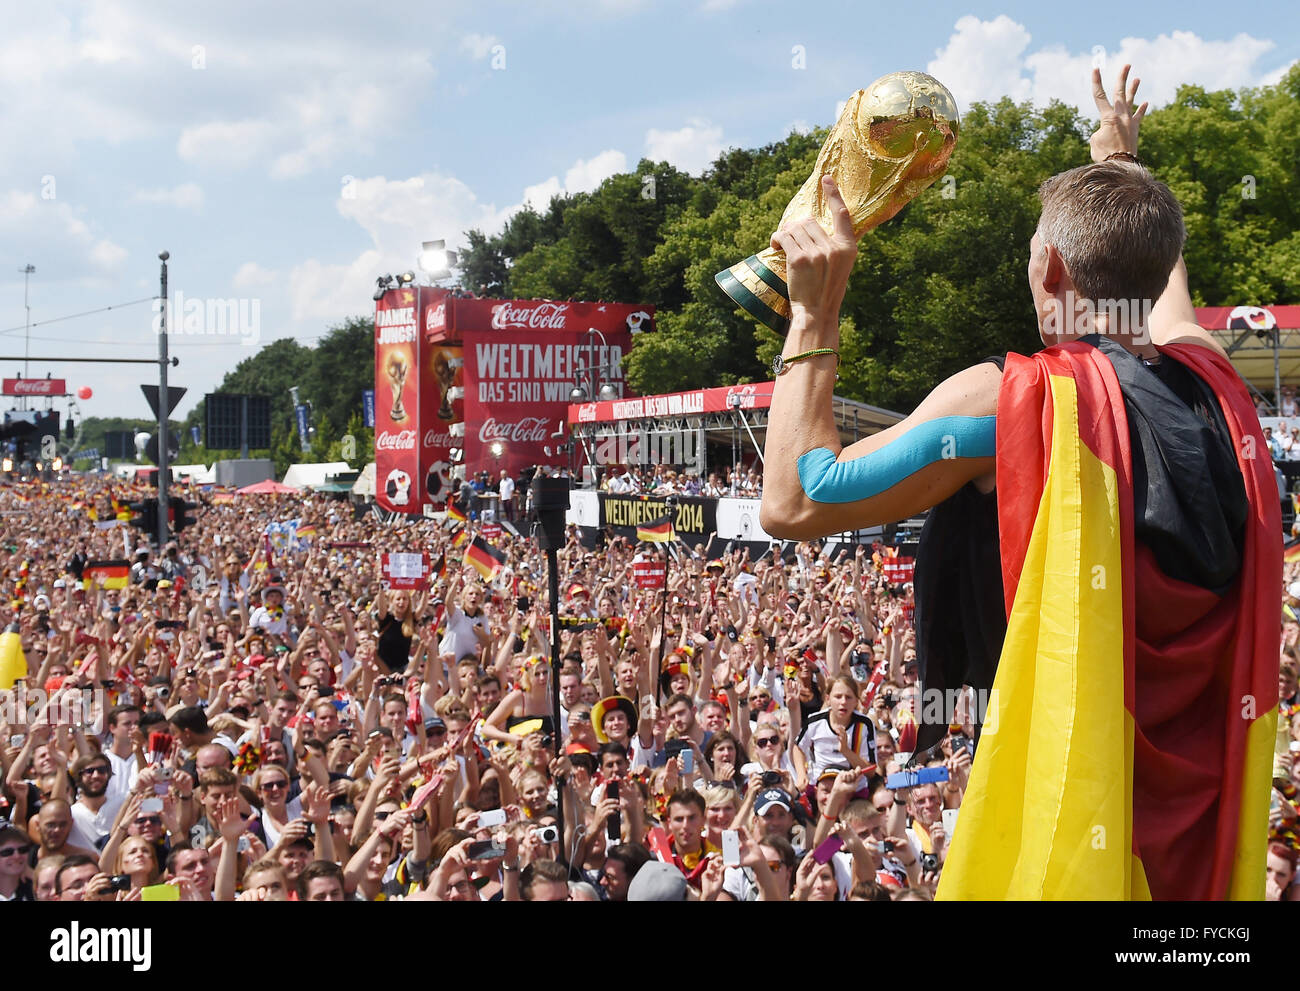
[498,470,516,521]
[438,575,490,662]
[102,704,144,805]
[248,584,289,637]
[217,552,253,614]
[68,754,125,852]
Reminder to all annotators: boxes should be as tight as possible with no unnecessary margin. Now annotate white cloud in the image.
[928,18,1287,114]
[89,239,127,271]
[523,149,628,210]
[927,15,1033,108]
[232,262,278,290]
[523,177,563,212]
[133,183,204,210]
[564,150,628,195]
[0,189,127,282]
[1259,59,1298,87]
[460,33,500,59]
[285,146,634,320]
[177,120,276,168]
[0,6,437,183]
[645,119,725,175]
[286,171,514,321]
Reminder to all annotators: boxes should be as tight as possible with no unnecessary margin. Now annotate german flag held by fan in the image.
[466,537,506,581]
[636,515,673,543]
[83,560,129,590]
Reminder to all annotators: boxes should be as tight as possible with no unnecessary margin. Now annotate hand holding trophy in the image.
[716,71,959,333]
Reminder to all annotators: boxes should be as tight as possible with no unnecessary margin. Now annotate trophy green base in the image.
[715,254,792,334]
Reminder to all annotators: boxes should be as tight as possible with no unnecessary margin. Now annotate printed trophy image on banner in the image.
[385,347,411,423]
[422,341,463,511]
[433,348,463,422]
[374,288,422,513]
[716,71,959,333]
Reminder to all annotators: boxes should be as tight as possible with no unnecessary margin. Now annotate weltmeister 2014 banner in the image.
[461,300,650,479]
[598,493,716,546]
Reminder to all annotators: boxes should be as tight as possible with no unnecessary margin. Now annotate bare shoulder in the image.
[1154,320,1229,361]
[910,360,1002,421]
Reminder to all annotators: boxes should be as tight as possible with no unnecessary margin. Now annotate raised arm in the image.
[759,178,999,542]
[1084,65,1220,358]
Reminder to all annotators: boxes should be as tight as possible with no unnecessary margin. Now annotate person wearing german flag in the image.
[760,64,1279,900]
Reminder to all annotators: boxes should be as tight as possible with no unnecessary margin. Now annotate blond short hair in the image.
[1037,161,1185,310]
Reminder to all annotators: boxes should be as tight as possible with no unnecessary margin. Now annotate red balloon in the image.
[77,386,92,400]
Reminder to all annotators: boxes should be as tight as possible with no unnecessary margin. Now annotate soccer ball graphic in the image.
[385,469,412,506]
[1226,305,1277,333]
[425,461,451,502]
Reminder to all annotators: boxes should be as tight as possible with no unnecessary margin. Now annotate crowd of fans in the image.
[600,465,763,498]
[0,470,1295,903]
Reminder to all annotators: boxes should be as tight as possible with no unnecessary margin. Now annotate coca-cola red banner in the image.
[568,381,775,425]
[419,295,460,511]
[462,321,637,479]
[382,552,431,590]
[3,378,67,397]
[881,557,915,585]
[633,559,666,589]
[375,288,422,513]
[443,299,653,340]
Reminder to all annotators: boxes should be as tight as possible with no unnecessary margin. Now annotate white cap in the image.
[1288,581,1300,600]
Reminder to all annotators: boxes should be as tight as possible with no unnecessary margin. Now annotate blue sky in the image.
[2,0,1295,424]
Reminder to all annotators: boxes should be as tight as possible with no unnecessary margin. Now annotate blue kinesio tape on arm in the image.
[796,416,996,505]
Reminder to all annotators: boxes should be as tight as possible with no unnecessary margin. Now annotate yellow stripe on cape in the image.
[937,373,1149,900]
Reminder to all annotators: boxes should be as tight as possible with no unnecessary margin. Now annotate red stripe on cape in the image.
[996,340,1279,899]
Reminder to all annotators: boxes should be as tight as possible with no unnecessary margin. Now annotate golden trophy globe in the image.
[716,71,959,333]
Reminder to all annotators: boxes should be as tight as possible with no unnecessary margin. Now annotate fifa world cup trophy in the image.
[386,349,410,424]
[715,71,959,332]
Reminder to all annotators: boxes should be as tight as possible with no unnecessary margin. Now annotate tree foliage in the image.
[457,67,1300,413]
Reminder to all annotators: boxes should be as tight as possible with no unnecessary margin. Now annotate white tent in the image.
[352,462,376,498]
[282,461,351,490]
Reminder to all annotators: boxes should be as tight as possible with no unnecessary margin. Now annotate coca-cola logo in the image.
[576,403,598,423]
[4,379,63,396]
[478,417,549,443]
[423,428,453,448]
[490,301,569,330]
[725,384,758,408]
[376,430,416,451]
[426,303,446,332]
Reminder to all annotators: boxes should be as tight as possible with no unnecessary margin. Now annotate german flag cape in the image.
[938,340,1279,901]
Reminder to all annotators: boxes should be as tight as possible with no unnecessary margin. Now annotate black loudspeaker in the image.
[529,475,570,549]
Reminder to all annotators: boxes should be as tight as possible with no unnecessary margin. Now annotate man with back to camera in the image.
[759,65,1278,900]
